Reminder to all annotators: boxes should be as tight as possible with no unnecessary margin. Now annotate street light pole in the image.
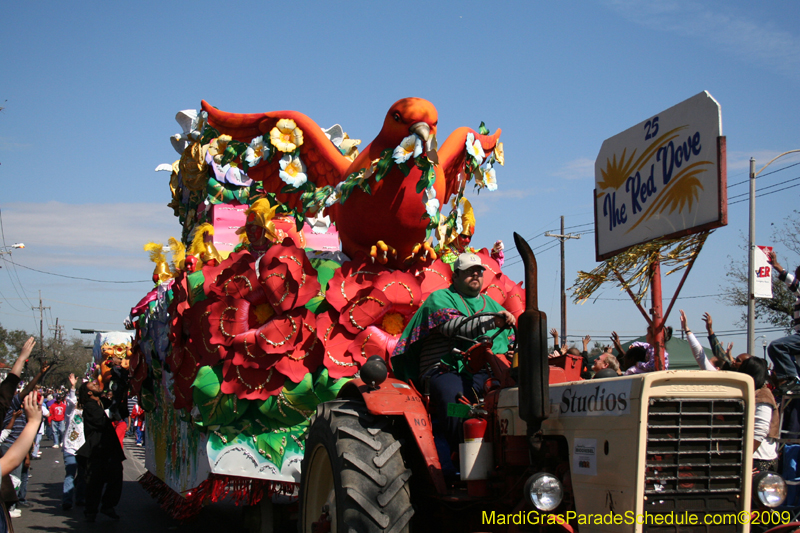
[748,158,756,356]
[747,149,800,356]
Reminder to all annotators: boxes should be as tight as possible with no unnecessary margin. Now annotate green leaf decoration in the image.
[397,162,411,177]
[373,149,395,182]
[479,122,490,135]
[257,421,310,465]
[257,393,307,427]
[309,258,341,294]
[360,181,371,195]
[192,365,249,427]
[339,170,364,204]
[304,296,331,314]
[187,271,207,305]
[201,126,220,145]
[219,143,240,166]
[313,367,349,403]
[416,176,428,194]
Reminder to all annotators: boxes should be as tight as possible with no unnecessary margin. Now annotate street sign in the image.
[594,91,727,261]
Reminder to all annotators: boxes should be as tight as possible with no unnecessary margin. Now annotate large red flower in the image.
[257,241,321,313]
[475,249,526,318]
[316,310,362,379]
[412,259,452,303]
[326,265,422,364]
[221,358,286,400]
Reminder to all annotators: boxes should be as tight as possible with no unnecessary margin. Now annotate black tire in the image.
[300,400,414,533]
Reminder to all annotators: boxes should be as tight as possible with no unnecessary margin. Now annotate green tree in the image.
[0,324,32,366]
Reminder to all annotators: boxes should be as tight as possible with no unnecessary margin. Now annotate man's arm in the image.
[770,251,800,293]
[610,331,625,357]
[10,337,35,378]
[18,361,50,400]
[549,328,559,352]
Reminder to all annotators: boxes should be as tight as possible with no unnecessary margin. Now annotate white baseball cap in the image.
[454,253,485,271]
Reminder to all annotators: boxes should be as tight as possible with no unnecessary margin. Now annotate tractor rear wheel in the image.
[300,400,414,533]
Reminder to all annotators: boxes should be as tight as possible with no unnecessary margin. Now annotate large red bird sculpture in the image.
[202,98,501,269]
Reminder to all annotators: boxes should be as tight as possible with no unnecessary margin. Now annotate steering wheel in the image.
[452,312,515,345]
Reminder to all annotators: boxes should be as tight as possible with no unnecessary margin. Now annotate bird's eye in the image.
[393,112,401,122]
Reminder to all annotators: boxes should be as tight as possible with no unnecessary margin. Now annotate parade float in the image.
[128,98,523,519]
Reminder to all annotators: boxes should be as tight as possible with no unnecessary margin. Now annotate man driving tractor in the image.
[391,253,516,476]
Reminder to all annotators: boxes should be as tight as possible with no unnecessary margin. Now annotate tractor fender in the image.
[338,377,447,494]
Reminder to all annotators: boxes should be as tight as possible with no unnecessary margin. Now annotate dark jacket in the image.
[76,401,125,463]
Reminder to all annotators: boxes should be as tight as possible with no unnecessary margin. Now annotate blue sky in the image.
[1,0,798,355]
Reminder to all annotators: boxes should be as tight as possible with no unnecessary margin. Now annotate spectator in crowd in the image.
[130,402,145,447]
[125,394,138,438]
[1,357,50,517]
[548,330,592,379]
[611,330,670,374]
[739,357,779,471]
[0,393,43,527]
[49,395,66,449]
[701,312,736,368]
[592,352,621,378]
[765,250,800,395]
[682,310,750,371]
[62,373,85,511]
[31,399,48,459]
[77,378,125,523]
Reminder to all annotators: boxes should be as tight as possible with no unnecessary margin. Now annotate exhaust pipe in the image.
[513,232,549,434]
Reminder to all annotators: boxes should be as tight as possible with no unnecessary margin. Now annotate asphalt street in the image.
[13,434,251,532]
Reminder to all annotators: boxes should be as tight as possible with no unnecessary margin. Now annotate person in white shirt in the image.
[61,374,85,511]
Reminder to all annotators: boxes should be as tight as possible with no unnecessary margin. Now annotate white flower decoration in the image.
[482,162,497,191]
[393,134,423,165]
[465,132,485,162]
[244,136,269,167]
[422,187,440,219]
[279,154,308,188]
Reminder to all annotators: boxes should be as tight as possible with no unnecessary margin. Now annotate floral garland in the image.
[181,111,502,245]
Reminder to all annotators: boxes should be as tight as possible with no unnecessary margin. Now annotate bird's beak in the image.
[410,122,431,142]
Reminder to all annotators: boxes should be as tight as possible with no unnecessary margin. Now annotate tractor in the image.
[298,233,784,532]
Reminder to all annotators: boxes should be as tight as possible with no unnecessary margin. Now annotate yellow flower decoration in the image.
[207,134,233,164]
[270,119,304,153]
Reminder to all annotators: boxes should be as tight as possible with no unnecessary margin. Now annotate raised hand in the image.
[702,312,714,335]
[68,373,77,388]
[679,310,688,332]
[582,335,591,350]
[20,337,36,360]
[22,393,42,426]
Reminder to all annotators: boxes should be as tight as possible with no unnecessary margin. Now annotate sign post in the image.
[594,91,727,370]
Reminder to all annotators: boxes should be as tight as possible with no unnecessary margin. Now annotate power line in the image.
[2,258,150,284]
[730,181,800,206]
[727,175,800,201]
[727,160,800,188]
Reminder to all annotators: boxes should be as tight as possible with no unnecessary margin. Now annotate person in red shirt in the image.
[50,396,66,449]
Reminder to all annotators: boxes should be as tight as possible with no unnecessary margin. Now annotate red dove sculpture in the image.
[201,98,501,269]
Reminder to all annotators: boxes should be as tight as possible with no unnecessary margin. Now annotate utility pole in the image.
[545,216,581,342]
[747,157,756,357]
[31,290,50,350]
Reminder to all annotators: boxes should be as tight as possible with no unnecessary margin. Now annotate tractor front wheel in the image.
[300,400,414,533]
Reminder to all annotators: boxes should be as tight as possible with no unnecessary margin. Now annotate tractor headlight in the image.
[753,472,787,508]
[525,473,563,512]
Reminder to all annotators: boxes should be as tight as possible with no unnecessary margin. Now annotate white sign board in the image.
[594,91,727,260]
[549,381,632,417]
[755,245,774,299]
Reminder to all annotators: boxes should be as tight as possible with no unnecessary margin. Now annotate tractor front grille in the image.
[643,398,746,532]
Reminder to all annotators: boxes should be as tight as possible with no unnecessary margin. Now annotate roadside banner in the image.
[755,245,773,299]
